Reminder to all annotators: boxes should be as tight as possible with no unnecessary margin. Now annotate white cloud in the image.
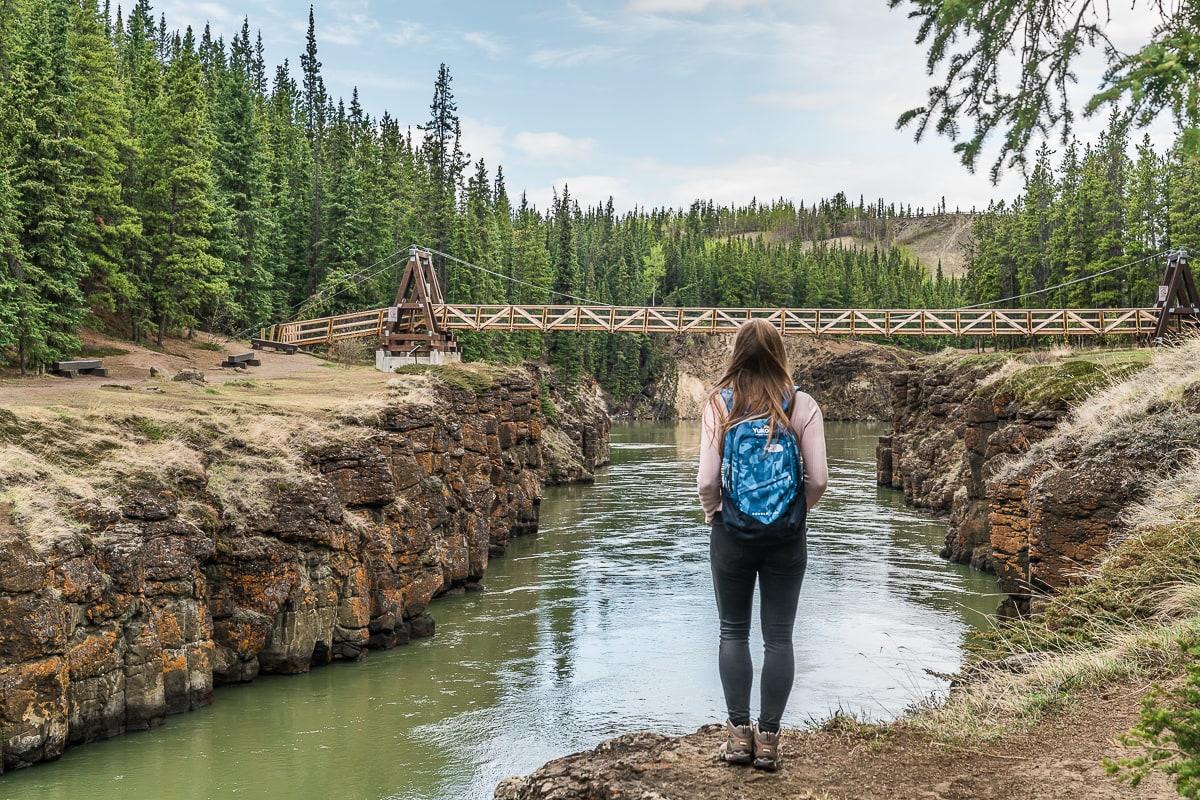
[382,21,430,46]
[464,31,506,57]
[512,132,598,163]
[322,14,378,46]
[528,45,625,69]
[144,0,239,37]
[460,116,509,171]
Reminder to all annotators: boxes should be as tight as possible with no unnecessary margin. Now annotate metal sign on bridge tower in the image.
[375,247,461,371]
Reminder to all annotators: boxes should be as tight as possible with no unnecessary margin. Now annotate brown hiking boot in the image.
[752,723,780,771]
[718,719,753,765]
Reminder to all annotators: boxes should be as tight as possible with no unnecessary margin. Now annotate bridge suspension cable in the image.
[416,244,613,307]
[226,246,414,344]
[957,250,1170,310]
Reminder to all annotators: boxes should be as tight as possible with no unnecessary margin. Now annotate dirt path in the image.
[496,683,1176,799]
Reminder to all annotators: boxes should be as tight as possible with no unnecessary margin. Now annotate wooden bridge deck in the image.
[265,305,1163,348]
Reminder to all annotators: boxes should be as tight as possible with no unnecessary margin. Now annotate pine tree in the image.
[118,0,163,340]
[299,6,326,292]
[1017,143,1056,305]
[310,98,368,314]
[70,0,142,320]
[419,63,468,286]
[209,17,274,331]
[0,146,25,357]
[548,186,582,378]
[140,27,224,345]
[263,60,312,307]
[6,0,87,371]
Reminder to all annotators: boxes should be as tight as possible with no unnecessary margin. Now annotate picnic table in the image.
[221,352,261,368]
[52,359,107,378]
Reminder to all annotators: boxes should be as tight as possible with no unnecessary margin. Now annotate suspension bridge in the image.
[255,247,1200,363]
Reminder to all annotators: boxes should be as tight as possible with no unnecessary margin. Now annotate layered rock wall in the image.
[0,371,610,771]
[877,356,1190,616]
[877,357,1068,573]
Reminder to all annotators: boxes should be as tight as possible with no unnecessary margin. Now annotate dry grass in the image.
[1123,456,1200,531]
[1064,336,1200,441]
[909,599,1199,744]
[1020,345,1074,365]
[0,382,426,549]
[336,375,440,426]
[975,356,1023,387]
[0,331,489,551]
[0,483,86,549]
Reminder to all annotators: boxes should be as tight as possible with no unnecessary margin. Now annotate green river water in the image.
[0,421,1000,800]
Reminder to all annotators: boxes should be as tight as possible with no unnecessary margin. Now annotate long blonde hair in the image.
[707,319,795,453]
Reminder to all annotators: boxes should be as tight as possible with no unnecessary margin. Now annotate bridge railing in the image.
[432,305,1162,337]
[264,305,1163,346]
[268,308,387,346]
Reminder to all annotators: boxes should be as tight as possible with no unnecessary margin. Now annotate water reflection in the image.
[0,422,999,800]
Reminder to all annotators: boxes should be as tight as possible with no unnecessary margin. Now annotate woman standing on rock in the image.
[697,319,828,771]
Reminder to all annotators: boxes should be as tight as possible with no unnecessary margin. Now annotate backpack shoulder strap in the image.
[720,387,734,412]
[783,385,800,414]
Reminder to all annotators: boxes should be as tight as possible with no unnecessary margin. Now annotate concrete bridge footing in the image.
[375,350,461,372]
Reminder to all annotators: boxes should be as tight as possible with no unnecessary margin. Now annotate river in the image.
[0,421,999,800]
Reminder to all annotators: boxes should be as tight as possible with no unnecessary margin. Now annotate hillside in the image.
[888,212,974,277]
[755,212,974,279]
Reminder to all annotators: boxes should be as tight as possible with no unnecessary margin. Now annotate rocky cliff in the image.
[0,366,609,771]
[876,350,1200,615]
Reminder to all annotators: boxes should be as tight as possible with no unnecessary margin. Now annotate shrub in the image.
[1108,644,1200,797]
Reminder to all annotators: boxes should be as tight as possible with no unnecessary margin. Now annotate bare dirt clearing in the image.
[0,331,393,413]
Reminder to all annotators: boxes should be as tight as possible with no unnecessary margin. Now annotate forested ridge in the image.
[0,1,1192,398]
[962,121,1200,310]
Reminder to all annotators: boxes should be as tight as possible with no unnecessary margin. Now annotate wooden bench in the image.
[52,359,107,378]
[251,338,298,354]
[221,352,261,368]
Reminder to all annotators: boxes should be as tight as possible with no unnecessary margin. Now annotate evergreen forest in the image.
[0,1,1195,400]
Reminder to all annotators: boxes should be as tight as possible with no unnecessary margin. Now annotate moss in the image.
[1076,349,1153,366]
[538,377,556,419]
[393,363,498,395]
[0,409,123,468]
[978,360,1147,407]
[131,417,166,441]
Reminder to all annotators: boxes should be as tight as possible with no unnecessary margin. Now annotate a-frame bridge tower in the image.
[375,247,462,370]
[1153,248,1200,341]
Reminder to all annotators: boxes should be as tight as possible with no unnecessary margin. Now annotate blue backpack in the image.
[719,387,807,545]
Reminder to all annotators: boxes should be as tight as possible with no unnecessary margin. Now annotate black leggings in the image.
[709,514,808,732]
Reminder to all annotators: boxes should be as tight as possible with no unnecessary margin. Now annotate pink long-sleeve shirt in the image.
[697,390,829,524]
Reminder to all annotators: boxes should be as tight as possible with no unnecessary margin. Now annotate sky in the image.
[142,0,1177,216]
